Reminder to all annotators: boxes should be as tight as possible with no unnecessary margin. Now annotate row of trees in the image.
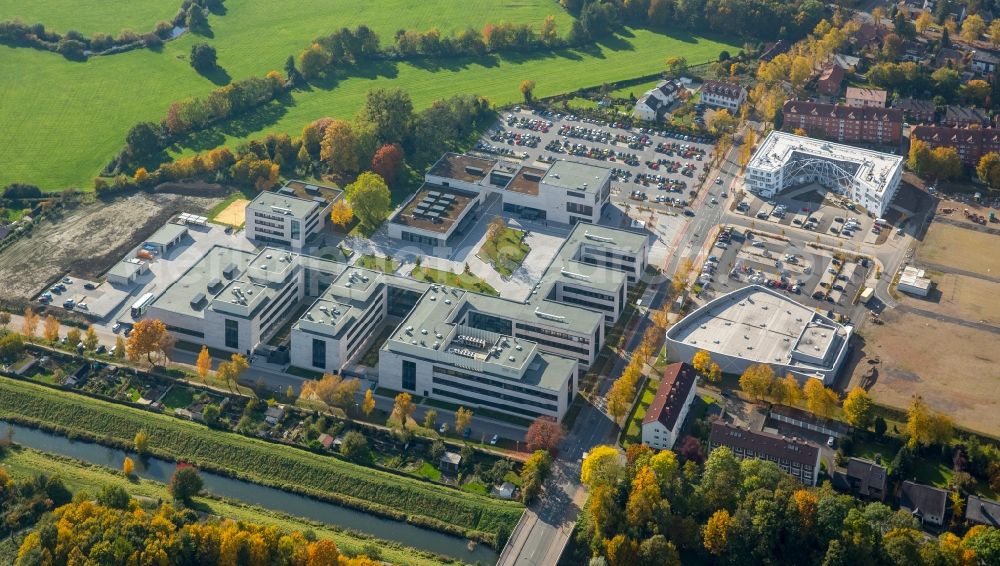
[16,495,381,565]
[0,0,221,60]
[574,443,1000,565]
[607,324,664,425]
[907,139,963,181]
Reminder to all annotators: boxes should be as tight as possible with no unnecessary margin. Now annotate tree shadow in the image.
[592,33,635,53]
[199,65,232,86]
[408,53,500,72]
[307,60,400,91]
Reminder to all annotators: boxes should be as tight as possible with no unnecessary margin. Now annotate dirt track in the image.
[0,193,221,309]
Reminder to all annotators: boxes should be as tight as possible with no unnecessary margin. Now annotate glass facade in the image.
[224,319,239,349]
[312,338,326,369]
[402,360,416,390]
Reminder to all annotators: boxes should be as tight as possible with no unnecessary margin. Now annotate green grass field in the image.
[0,375,523,543]
[478,227,530,278]
[356,253,400,273]
[411,266,499,296]
[0,0,176,36]
[0,446,457,566]
[0,0,736,191]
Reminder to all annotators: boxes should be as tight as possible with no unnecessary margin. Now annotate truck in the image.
[130,292,155,318]
[859,287,874,305]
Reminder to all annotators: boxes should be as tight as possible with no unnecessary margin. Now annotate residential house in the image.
[845,457,888,501]
[709,421,822,486]
[965,495,1000,526]
[900,480,949,526]
[911,125,1000,165]
[846,87,887,108]
[317,433,336,450]
[633,79,683,122]
[833,54,860,71]
[893,98,936,124]
[934,48,965,69]
[943,105,990,128]
[816,65,845,96]
[699,80,747,112]
[492,482,516,500]
[783,100,903,145]
[972,50,1000,75]
[440,451,462,474]
[640,362,698,450]
[264,405,285,425]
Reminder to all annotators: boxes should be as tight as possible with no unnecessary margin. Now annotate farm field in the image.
[0,375,523,542]
[917,222,1000,277]
[851,310,1000,436]
[0,0,736,190]
[0,0,175,36]
[0,446,454,566]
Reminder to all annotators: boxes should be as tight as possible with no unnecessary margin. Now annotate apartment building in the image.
[893,98,936,124]
[709,422,821,486]
[845,87,887,108]
[641,362,698,450]
[699,80,747,112]
[633,79,683,122]
[910,125,1000,166]
[783,100,903,145]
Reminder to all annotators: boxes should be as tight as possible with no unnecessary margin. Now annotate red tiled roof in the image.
[701,80,745,100]
[642,362,697,431]
[783,100,902,123]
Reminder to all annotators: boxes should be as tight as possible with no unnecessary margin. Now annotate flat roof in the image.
[390,184,478,235]
[506,166,546,196]
[107,259,145,278]
[427,152,497,183]
[150,246,257,318]
[147,223,188,246]
[542,160,612,192]
[248,190,321,219]
[282,179,342,202]
[747,131,903,198]
[667,285,849,373]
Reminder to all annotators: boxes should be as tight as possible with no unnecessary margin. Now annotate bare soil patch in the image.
[850,310,1000,436]
[214,198,249,227]
[0,193,221,309]
[908,273,1000,325]
[918,222,1000,277]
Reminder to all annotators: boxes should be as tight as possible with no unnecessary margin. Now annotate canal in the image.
[2,422,500,564]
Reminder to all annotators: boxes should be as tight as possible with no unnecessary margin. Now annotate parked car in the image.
[112,322,122,333]
[490,434,499,446]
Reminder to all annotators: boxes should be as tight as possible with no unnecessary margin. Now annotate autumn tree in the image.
[391,392,416,429]
[708,362,722,383]
[320,119,362,176]
[843,387,874,429]
[671,258,693,296]
[329,199,354,229]
[626,466,665,529]
[134,430,149,454]
[991,19,1000,47]
[804,379,839,418]
[196,345,212,383]
[454,406,474,433]
[486,215,506,247]
[581,445,624,490]
[362,388,376,416]
[344,172,392,232]
[915,11,933,34]
[42,315,60,341]
[526,416,565,453]
[114,335,126,359]
[703,509,732,555]
[422,409,437,430]
[83,325,99,351]
[0,312,10,329]
[123,456,135,477]
[789,55,813,89]
[977,152,1000,190]
[541,15,558,46]
[519,79,536,104]
[370,143,405,186]
[691,350,712,374]
[358,87,413,145]
[665,56,687,77]
[66,327,81,348]
[126,319,174,367]
[607,376,636,425]
[906,395,954,448]
[299,43,331,80]
[961,14,986,42]
[21,307,39,338]
[704,109,736,134]
[605,534,639,566]
[216,353,249,393]
[301,373,361,410]
[771,374,802,406]
[739,363,775,402]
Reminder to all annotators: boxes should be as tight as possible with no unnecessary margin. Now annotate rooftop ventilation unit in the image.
[560,268,590,280]
[534,307,565,322]
[271,206,293,216]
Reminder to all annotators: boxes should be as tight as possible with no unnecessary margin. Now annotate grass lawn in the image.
[607,78,662,100]
[416,461,442,482]
[411,266,499,296]
[623,379,658,446]
[159,384,194,410]
[356,253,400,274]
[462,480,488,495]
[478,227,530,278]
[852,437,954,488]
[0,446,455,566]
[0,0,736,191]
[0,0,177,36]
[358,326,394,368]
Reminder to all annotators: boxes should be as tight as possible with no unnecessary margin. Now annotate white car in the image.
[112,322,122,333]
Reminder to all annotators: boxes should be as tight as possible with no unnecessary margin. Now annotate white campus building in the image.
[744,131,903,217]
[387,153,613,252]
[144,219,649,422]
[665,285,853,385]
[633,79,683,122]
[245,181,341,250]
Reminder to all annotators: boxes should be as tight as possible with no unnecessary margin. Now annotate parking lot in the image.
[474,107,719,212]
[698,227,868,320]
[732,183,894,246]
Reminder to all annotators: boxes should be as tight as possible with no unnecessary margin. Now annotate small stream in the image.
[2,421,499,564]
